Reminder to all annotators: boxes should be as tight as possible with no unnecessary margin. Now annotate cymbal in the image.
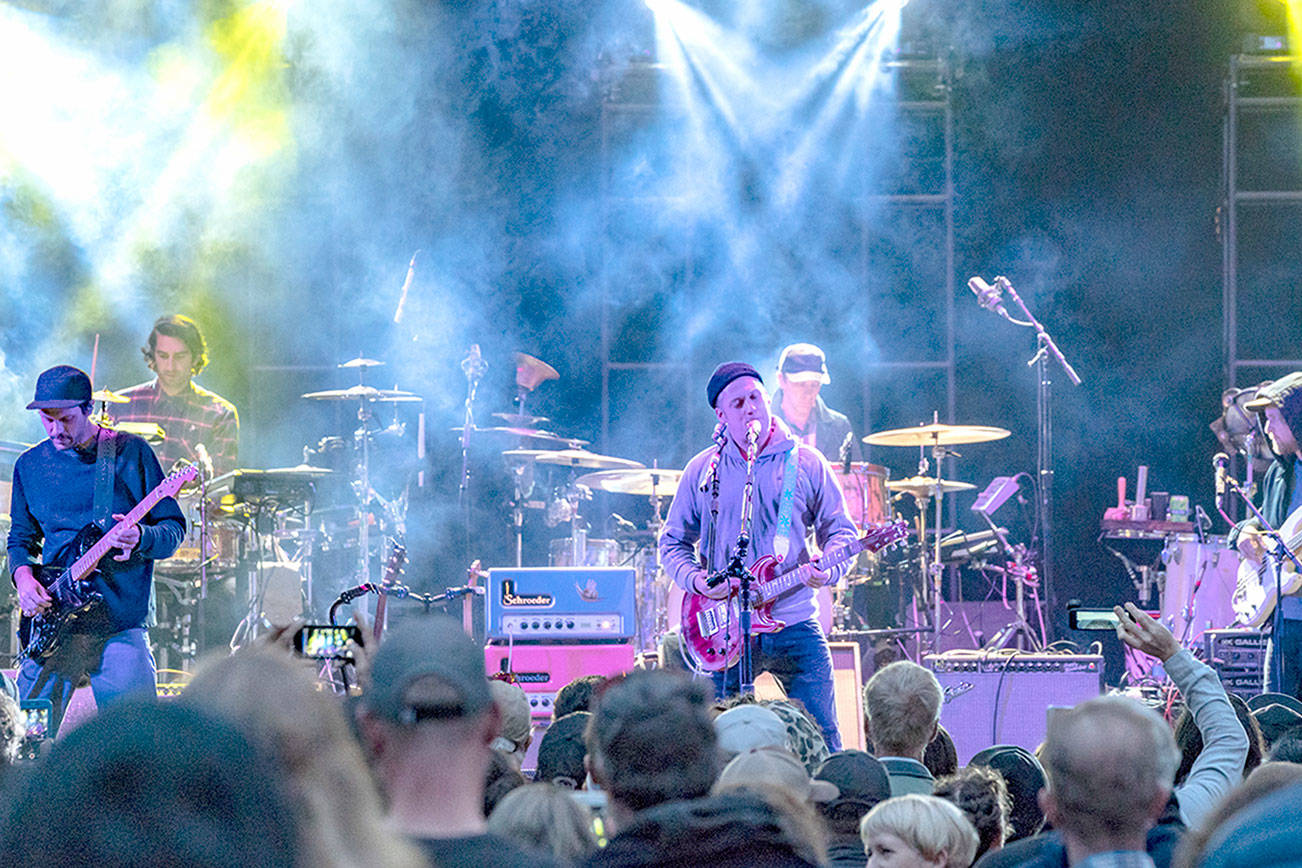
[515,352,559,391]
[493,412,551,426]
[864,423,1011,447]
[338,356,385,370]
[886,476,977,497]
[0,439,33,455]
[103,420,165,444]
[503,448,643,471]
[578,468,684,496]
[92,389,129,404]
[453,426,589,447]
[302,386,421,403]
[264,464,336,477]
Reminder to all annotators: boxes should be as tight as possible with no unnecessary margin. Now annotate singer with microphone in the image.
[659,361,860,750]
[1227,372,1302,697]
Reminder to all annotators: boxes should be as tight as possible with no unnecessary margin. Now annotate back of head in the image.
[1268,722,1302,763]
[815,750,892,836]
[1172,761,1302,868]
[969,744,1047,841]
[182,648,421,868]
[1174,693,1263,783]
[1042,696,1180,846]
[554,674,607,720]
[592,788,823,867]
[863,661,942,757]
[585,670,719,813]
[934,765,1012,863]
[714,704,790,759]
[536,711,591,788]
[859,793,979,868]
[487,782,597,864]
[0,690,24,765]
[488,678,533,760]
[0,699,297,867]
[924,723,959,778]
[1197,778,1302,868]
[762,698,829,774]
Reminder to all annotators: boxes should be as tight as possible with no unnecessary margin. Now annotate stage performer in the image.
[8,365,186,730]
[771,342,860,465]
[1230,371,1302,698]
[115,314,239,477]
[659,361,859,750]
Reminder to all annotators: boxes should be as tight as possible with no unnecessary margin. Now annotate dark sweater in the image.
[7,431,185,632]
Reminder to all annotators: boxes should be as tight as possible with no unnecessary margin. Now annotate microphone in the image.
[1213,452,1229,503]
[461,344,488,383]
[967,276,1010,318]
[194,443,215,480]
[745,419,761,456]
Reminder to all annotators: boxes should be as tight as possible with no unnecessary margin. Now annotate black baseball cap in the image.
[26,365,93,410]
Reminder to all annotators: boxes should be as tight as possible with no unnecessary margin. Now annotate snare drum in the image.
[833,462,891,527]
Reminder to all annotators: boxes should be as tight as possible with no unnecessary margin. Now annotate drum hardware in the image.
[864,414,1000,654]
[91,388,128,404]
[95,419,166,445]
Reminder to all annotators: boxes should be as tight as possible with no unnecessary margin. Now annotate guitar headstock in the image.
[861,518,910,553]
[382,543,408,585]
[160,462,200,497]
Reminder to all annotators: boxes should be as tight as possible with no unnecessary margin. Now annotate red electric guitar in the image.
[680,518,908,672]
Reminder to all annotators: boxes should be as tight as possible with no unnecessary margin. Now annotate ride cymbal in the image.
[505,448,643,470]
[886,476,977,496]
[864,423,1011,447]
[302,386,421,403]
[577,468,684,496]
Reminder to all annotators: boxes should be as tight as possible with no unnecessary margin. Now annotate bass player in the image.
[1230,371,1302,698]
[7,365,185,731]
[659,361,860,750]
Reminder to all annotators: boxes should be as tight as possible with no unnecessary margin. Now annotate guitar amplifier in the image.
[485,642,637,720]
[485,567,636,642]
[925,652,1104,763]
[1204,629,1266,698]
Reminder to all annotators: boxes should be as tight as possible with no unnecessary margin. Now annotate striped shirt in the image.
[114,379,239,476]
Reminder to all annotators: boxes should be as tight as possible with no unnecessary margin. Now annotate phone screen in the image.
[295,625,360,659]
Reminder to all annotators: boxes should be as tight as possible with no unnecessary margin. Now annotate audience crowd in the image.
[0,602,1299,867]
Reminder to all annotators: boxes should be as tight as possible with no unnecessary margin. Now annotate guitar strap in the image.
[772,444,799,563]
[92,427,118,532]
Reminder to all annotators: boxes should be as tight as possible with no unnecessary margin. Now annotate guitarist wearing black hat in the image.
[7,365,186,731]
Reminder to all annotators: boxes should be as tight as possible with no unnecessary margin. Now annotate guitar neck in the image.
[756,535,871,604]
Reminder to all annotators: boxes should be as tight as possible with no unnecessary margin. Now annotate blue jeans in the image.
[1265,616,1302,699]
[712,618,842,751]
[18,627,157,733]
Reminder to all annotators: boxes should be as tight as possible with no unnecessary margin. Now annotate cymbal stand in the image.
[459,345,488,573]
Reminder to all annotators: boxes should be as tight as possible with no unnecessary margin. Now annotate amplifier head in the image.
[486,567,637,641]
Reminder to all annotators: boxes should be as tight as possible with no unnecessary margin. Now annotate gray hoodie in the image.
[659,417,860,625]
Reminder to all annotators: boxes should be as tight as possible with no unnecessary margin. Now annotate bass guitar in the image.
[17,462,196,664]
[681,518,909,672]
[1232,505,1302,628]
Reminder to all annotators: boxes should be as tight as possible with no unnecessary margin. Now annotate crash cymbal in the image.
[493,412,551,427]
[886,476,977,496]
[338,356,385,370]
[302,385,421,403]
[864,423,1011,448]
[505,448,643,471]
[92,388,129,404]
[577,468,685,496]
[453,426,589,447]
[515,352,559,391]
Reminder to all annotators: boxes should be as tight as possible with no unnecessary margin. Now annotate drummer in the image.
[772,343,861,465]
[115,315,239,477]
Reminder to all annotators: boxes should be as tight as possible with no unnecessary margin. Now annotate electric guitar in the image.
[371,542,408,644]
[1232,505,1302,628]
[17,463,196,664]
[681,518,909,672]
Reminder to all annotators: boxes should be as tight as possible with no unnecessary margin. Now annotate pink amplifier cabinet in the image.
[485,642,637,720]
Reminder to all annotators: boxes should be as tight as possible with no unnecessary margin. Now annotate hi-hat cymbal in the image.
[338,356,385,370]
[503,448,643,471]
[453,426,589,447]
[92,389,129,404]
[264,464,336,478]
[886,476,977,497]
[864,423,1011,447]
[302,385,421,403]
[102,420,165,444]
[515,352,559,391]
[578,468,684,496]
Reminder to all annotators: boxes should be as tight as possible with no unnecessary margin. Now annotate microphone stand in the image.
[1224,473,1302,691]
[972,276,1081,639]
[706,426,761,695]
[458,346,488,573]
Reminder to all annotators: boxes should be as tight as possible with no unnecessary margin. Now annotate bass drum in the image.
[1160,534,1238,644]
